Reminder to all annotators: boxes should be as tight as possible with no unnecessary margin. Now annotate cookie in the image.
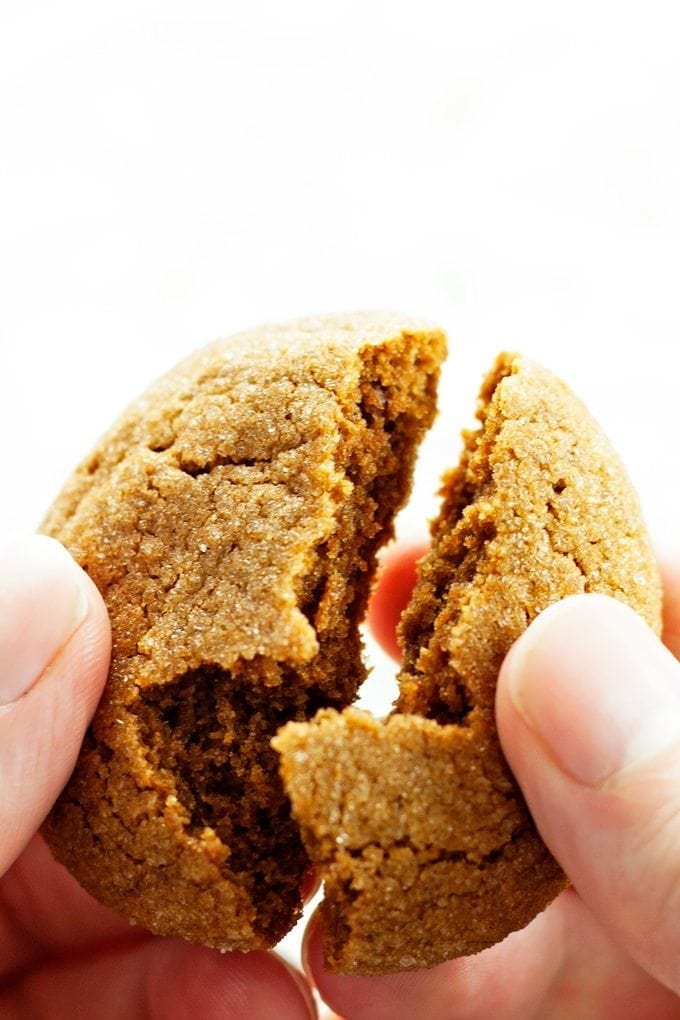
[40,312,447,950]
[274,352,662,974]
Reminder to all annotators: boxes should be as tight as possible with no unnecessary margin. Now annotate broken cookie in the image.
[40,312,446,951]
[274,352,661,974]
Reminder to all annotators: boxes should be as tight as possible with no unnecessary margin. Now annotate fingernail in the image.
[0,535,89,706]
[503,594,680,787]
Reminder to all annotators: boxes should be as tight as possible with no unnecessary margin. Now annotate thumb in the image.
[497,593,680,995]
[0,535,110,876]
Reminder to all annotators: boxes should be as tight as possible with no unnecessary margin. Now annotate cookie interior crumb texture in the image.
[274,352,662,974]
[41,312,447,950]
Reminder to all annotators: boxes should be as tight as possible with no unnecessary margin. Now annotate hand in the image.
[0,536,316,1020]
[304,542,680,1019]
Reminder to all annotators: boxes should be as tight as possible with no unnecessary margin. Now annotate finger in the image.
[305,890,680,1020]
[303,898,564,1020]
[537,891,680,1020]
[0,535,111,876]
[497,593,680,996]
[0,836,135,981]
[1,938,316,1020]
[366,539,429,661]
[300,865,321,904]
[659,552,680,660]
[2,841,321,983]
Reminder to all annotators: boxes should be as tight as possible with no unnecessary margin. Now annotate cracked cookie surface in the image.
[40,311,446,950]
[274,352,662,974]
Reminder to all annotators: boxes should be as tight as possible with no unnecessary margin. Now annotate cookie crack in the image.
[176,440,307,477]
[337,827,524,872]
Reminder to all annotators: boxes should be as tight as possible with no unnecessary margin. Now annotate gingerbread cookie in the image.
[274,352,661,974]
[41,312,446,950]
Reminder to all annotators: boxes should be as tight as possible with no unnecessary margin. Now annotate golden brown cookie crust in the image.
[41,312,447,950]
[275,352,662,974]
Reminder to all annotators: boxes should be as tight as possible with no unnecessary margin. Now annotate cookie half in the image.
[274,352,662,974]
[41,312,447,950]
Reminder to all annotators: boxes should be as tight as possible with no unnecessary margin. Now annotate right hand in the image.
[305,542,680,1019]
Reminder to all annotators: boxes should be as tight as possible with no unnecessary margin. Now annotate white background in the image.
[2,0,679,984]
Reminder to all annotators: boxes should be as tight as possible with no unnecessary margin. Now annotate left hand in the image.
[0,535,316,1020]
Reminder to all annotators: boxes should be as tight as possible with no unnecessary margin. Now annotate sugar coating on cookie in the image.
[41,312,447,950]
[274,352,662,974]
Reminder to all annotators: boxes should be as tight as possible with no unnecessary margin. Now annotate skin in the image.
[5,533,680,1018]
[306,540,680,1020]
[0,536,316,1020]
